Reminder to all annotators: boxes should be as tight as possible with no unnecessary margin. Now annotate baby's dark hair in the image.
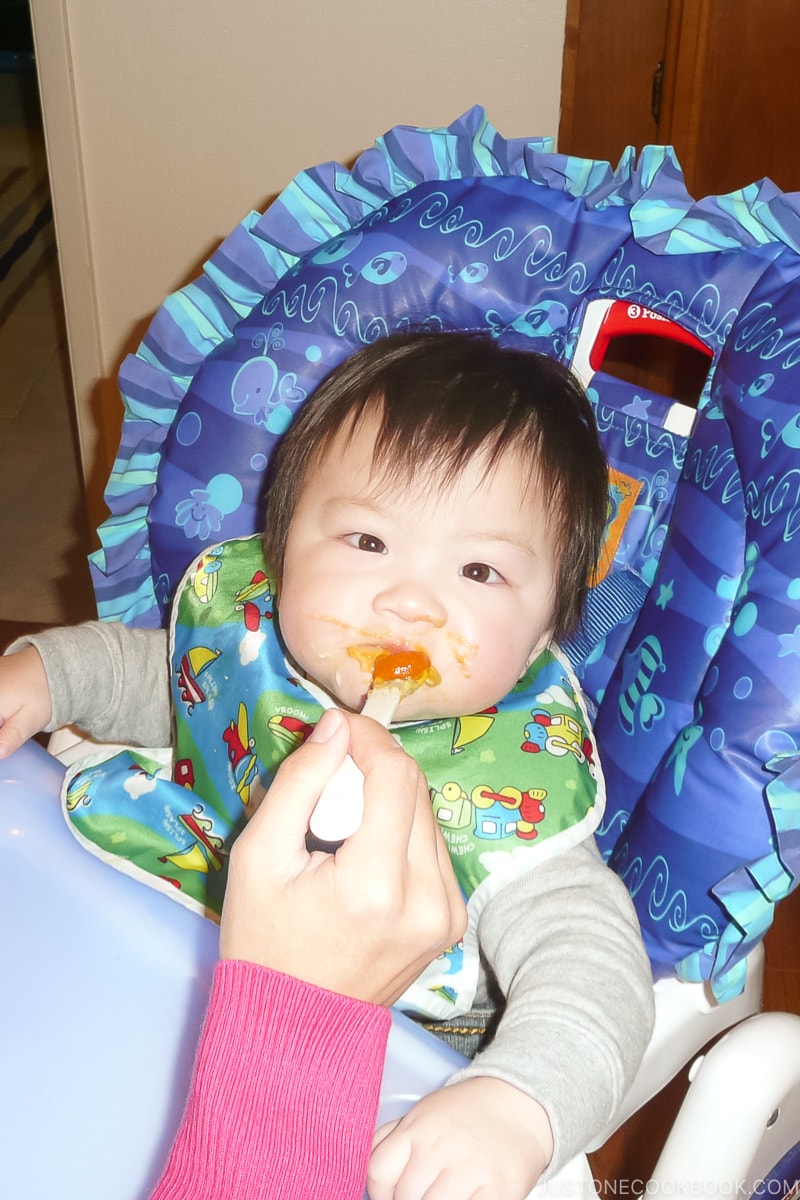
[263,330,608,642]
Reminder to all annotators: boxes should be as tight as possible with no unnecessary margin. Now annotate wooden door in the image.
[560,0,800,198]
[559,0,670,170]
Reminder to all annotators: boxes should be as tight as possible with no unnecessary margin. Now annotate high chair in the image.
[4,108,800,1197]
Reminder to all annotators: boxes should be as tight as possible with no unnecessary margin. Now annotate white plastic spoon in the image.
[308,684,405,842]
[309,647,438,843]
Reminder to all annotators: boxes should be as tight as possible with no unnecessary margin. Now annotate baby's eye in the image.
[461,562,503,584]
[347,533,387,554]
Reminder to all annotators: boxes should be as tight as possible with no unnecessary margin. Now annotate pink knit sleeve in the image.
[151,959,392,1200]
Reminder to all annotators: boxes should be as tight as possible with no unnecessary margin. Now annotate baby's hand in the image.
[368,1076,553,1199]
[0,646,52,760]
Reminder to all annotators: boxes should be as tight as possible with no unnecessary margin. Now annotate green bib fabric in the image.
[65,536,605,1017]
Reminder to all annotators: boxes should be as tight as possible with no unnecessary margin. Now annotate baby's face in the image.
[277,413,557,722]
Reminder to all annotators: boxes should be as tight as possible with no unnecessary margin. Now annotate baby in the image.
[1,331,654,1198]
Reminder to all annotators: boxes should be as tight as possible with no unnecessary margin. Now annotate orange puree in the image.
[347,644,440,691]
[373,649,431,684]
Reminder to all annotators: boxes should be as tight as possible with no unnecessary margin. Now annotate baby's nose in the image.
[374,579,447,627]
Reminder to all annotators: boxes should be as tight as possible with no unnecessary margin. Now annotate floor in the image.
[0,65,96,627]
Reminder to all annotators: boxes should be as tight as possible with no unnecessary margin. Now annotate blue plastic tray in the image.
[0,741,466,1199]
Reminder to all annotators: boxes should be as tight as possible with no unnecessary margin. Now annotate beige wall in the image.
[30,0,566,523]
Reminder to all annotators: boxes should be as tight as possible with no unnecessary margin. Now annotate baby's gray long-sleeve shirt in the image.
[11,621,655,1174]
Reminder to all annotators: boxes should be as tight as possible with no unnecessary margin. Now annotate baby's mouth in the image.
[347,642,441,695]
[308,615,445,700]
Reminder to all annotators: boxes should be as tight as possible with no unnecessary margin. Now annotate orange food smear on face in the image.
[347,644,381,673]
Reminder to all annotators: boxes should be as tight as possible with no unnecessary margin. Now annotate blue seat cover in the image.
[88,106,800,1001]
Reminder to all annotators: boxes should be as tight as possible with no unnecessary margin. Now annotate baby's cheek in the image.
[441,667,501,718]
[470,645,529,704]
[279,613,329,681]
[318,654,370,711]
